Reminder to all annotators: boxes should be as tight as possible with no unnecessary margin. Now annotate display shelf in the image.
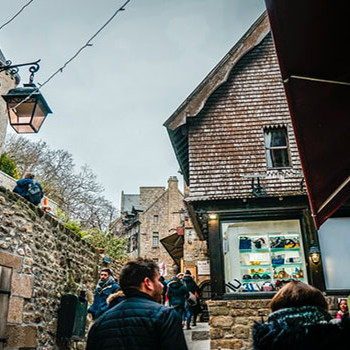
[242,278,271,283]
[270,248,300,252]
[239,248,269,253]
[268,233,300,238]
[273,278,305,282]
[240,264,270,269]
[271,263,303,268]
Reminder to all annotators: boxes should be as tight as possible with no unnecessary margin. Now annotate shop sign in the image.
[197,260,210,275]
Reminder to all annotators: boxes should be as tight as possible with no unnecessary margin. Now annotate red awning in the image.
[264,0,350,229]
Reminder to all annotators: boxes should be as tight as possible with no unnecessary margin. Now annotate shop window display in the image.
[222,219,308,293]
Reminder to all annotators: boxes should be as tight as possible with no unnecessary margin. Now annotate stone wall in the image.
[207,295,347,350]
[0,186,123,349]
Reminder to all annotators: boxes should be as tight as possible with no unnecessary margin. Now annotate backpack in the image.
[26,182,42,205]
[187,291,197,306]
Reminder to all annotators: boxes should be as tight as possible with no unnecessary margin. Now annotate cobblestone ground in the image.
[184,322,210,350]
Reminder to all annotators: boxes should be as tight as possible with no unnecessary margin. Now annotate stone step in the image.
[191,330,210,341]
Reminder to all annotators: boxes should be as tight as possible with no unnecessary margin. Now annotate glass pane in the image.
[8,102,35,125]
[32,100,47,131]
[152,232,159,247]
[13,125,35,133]
[265,128,287,147]
[318,218,350,290]
[222,219,308,293]
[266,149,290,168]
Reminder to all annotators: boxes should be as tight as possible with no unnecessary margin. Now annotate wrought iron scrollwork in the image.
[0,59,41,83]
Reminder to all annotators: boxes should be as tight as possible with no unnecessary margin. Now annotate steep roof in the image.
[121,193,140,213]
[163,12,269,182]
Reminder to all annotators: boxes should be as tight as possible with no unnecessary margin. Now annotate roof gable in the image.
[164,12,270,183]
[164,12,269,131]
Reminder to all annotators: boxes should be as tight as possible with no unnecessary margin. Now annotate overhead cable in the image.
[0,0,35,31]
[12,0,131,110]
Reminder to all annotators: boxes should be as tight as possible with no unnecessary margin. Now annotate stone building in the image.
[116,176,210,286]
[164,12,349,349]
[0,49,18,152]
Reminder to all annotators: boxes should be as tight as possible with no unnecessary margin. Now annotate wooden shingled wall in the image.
[188,35,305,201]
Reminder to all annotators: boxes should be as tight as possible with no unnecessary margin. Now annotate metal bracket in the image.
[0,289,11,296]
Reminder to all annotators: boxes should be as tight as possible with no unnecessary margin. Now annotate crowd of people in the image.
[86,260,350,350]
[87,259,189,350]
[165,270,201,329]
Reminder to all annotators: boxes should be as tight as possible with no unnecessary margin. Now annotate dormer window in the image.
[264,127,290,168]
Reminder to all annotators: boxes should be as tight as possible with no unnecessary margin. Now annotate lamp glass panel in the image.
[8,100,35,125]
[32,100,47,131]
[13,124,35,133]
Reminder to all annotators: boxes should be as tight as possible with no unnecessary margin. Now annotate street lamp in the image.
[1,59,52,133]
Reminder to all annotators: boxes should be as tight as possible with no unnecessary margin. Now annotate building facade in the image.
[0,50,18,153]
[164,11,349,304]
[116,176,210,283]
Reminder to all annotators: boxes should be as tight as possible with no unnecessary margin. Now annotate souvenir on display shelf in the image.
[236,231,307,292]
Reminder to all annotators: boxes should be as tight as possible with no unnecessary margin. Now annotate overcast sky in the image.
[0,0,265,209]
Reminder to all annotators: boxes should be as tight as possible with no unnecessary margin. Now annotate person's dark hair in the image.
[100,268,113,276]
[338,298,348,310]
[24,173,34,179]
[270,281,328,312]
[119,258,158,292]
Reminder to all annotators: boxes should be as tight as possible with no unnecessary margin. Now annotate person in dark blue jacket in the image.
[88,268,119,320]
[167,276,189,327]
[13,173,43,205]
[183,270,201,327]
[86,258,188,350]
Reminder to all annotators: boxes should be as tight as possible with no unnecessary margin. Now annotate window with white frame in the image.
[153,215,159,224]
[152,232,159,248]
[264,127,291,168]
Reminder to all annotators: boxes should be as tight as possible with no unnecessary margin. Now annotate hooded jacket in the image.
[167,279,188,307]
[182,275,200,294]
[88,277,119,319]
[253,305,350,350]
[86,289,188,350]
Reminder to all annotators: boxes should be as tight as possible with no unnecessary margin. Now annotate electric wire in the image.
[0,0,35,31]
[11,0,131,111]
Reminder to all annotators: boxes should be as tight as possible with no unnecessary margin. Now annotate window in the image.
[264,127,290,168]
[153,215,159,224]
[152,232,159,248]
[222,219,308,293]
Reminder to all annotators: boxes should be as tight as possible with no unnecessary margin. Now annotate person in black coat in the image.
[183,270,201,327]
[86,258,188,350]
[253,280,350,350]
[167,276,189,326]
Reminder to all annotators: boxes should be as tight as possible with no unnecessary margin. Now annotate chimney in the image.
[167,176,178,191]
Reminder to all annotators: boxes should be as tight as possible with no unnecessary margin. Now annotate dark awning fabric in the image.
[160,233,184,266]
[264,0,350,229]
